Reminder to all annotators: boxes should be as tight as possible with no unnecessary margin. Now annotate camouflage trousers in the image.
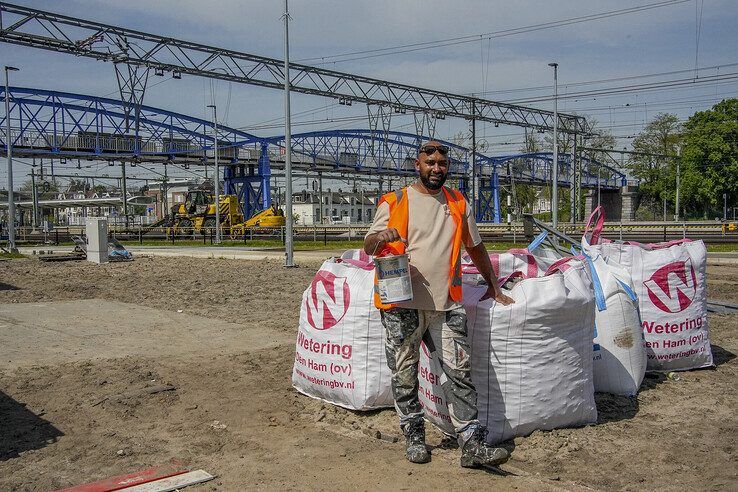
[380,306,480,441]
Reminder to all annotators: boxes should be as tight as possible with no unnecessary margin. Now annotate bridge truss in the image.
[0,2,585,134]
[1,87,621,222]
[475,152,626,222]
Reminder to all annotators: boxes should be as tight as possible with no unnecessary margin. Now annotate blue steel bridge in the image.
[1,87,625,222]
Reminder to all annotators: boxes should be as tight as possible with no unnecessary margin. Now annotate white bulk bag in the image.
[340,248,372,262]
[461,249,557,288]
[292,257,394,410]
[588,254,647,395]
[583,207,712,371]
[420,257,598,443]
[417,340,455,435]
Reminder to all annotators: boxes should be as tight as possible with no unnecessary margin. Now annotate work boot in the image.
[460,426,510,469]
[402,419,431,464]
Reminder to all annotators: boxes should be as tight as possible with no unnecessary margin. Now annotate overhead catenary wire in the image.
[503,72,738,105]
[297,0,692,65]
[473,62,738,98]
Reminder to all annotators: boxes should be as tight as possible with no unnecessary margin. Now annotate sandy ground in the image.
[0,255,736,491]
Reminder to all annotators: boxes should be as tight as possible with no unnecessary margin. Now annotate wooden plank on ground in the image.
[119,470,214,492]
[54,459,188,492]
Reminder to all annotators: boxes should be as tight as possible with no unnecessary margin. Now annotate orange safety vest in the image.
[373,186,466,310]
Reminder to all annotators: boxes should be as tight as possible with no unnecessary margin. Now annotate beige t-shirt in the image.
[366,185,482,311]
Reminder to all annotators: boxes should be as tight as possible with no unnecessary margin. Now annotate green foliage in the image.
[522,132,542,153]
[19,177,60,200]
[680,99,738,219]
[628,113,682,215]
[583,120,617,164]
[512,184,537,213]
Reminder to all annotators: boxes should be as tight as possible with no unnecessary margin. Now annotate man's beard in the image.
[420,171,447,190]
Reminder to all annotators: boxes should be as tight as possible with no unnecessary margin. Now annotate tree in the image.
[680,99,738,219]
[19,177,59,198]
[504,131,542,215]
[582,118,616,165]
[628,113,682,216]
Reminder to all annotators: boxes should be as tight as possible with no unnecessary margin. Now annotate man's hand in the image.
[375,227,404,246]
[364,227,406,256]
[466,242,515,305]
[479,284,515,305]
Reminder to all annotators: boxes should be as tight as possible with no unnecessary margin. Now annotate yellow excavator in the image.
[169,190,286,237]
[169,190,243,236]
[230,204,286,237]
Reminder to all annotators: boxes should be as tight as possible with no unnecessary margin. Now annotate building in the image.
[145,178,201,219]
[57,191,121,225]
[291,190,377,225]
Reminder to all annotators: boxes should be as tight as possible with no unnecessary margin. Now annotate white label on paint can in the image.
[375,254,413,303]
[378,275,413,303]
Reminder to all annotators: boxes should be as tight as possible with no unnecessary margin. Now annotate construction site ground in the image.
[1,254,736,491]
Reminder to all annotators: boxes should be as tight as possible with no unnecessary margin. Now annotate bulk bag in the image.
[420,256,598,443]
[292,256,394,410]
[583,207,712,371]
[340,248,372,262]
[588,253,647,395]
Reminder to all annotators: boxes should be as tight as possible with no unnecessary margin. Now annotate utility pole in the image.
[724,193,728,221]
[121,160,128,229]
[663,196,667,222]
[31,168,38,229]
[162,163,169,221]
[470,100,477,219]
[548,62,559,229]
[571,132,577,223]
[318,171,323,224]
[675,149,681,221]
[283,0,294,266]
[4,65,19,252]
[597,163,601,208]
[207,104,221,243]
[508,161,518,220]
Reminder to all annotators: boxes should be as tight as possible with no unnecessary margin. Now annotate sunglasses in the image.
[419,144,449,156]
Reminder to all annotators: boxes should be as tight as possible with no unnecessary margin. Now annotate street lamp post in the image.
[207,104,221,243]
[283,0,295,267]
[675,148,681,221]
[4,66,19,252]
[548,62,559,229]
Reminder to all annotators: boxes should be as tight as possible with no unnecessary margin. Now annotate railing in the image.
[8,220,738,248]
[7,129,262,158]
[64,216,159,227]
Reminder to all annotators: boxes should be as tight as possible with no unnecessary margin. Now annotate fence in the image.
[8,220,738,248]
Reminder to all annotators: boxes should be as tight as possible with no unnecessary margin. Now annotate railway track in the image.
[11,221,738,244]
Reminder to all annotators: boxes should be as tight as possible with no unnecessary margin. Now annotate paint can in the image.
[374,254,413,304]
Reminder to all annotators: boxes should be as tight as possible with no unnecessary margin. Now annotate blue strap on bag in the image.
[583,253,607,312]
[527,231,548,252]
[615,279,638,302]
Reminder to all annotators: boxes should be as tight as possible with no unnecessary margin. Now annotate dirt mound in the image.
[0,256,736,490]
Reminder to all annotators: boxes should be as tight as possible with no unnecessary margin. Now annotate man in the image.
[364,141,515,469]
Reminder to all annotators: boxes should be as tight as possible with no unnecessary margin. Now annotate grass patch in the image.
[706,243,738,253]
[110,238,738,253]
[115,238,530,252]
[20,237,738,254]
[117,239,369,251]
[0,251,26,259]
[483,242,527,252]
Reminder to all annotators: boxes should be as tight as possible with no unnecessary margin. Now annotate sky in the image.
[1,0,737,189]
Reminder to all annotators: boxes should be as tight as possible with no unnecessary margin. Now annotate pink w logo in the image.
[644,259,697,313]
[305,271,351,330]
